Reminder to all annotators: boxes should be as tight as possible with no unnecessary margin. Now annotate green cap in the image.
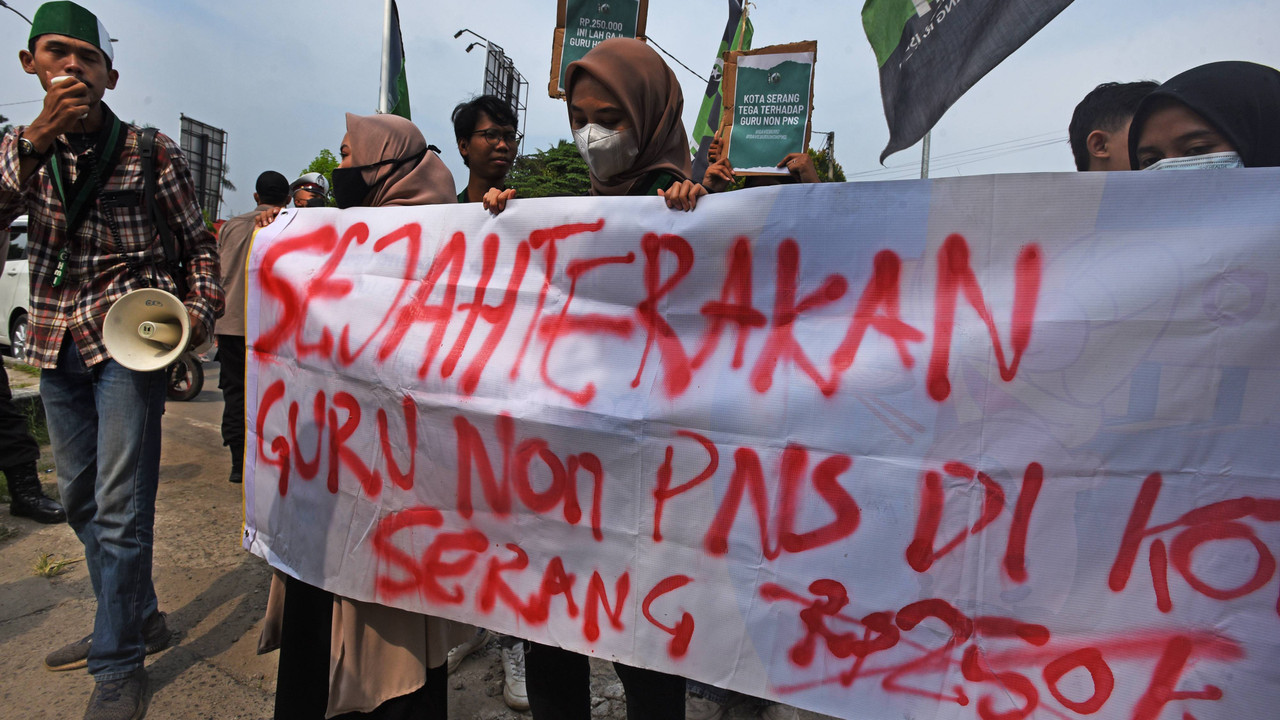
[29,2,113,63]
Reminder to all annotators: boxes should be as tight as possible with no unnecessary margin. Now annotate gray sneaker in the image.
[46,613,173,672]
[83,668,148,720]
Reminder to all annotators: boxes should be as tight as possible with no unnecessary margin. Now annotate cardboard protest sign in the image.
[245,169,1280,720]
[549,0,649,98]
[721,42,816,175]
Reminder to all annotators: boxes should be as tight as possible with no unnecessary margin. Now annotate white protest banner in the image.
[549,0,649,98]
[245,170,1280,720]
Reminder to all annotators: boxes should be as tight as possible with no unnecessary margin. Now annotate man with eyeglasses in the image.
[451,95,520,205]
[445,94,528,711]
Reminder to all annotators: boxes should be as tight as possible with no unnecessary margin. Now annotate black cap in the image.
[255,171,290,205]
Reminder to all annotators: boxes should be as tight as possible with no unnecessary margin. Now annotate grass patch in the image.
[32,553,82,578]
[0,524,17,542]
[13,361,40,376]
[24,401,48,445]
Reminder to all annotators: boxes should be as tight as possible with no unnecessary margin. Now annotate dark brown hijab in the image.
[344,113,457,207]
[564,38,692,196]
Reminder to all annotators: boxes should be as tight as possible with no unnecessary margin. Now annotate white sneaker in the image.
[501,642,529,710]
[446,628,490,674]
[686,695,728,720]
[760,702,799,720]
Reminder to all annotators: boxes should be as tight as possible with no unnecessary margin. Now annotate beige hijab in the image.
[344,112,457,207]
[331,112,475,713]
[256,114,471,719]
[564,38,692,196]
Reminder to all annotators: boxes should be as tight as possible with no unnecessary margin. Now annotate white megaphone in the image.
[102,288,190,371]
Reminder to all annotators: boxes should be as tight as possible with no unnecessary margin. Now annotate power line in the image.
[848,131,1065,177]
[848,134,1066,179]
[646,36,709,85]
[0,98,42,107]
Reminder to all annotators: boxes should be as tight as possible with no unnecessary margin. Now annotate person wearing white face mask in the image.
[1129,61,1280,171]
[482,37,706,215]
[509,36,701,720]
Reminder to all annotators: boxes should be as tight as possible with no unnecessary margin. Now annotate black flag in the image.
[863,0,1074,162]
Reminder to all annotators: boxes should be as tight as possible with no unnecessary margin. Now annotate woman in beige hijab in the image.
[271,113,473,720]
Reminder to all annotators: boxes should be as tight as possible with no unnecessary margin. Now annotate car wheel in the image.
[9,312,27,360]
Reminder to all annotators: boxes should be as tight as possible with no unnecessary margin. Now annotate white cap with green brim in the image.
[29,1,113,63]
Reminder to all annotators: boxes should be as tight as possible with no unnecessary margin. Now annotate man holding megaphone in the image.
[1,3,224,719]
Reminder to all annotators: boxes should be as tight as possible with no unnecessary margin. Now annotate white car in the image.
[0,215,30,359]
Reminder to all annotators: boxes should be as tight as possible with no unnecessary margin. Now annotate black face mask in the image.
[331,150,426,208]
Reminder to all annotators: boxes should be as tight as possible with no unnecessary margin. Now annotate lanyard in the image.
[47,115,123,287]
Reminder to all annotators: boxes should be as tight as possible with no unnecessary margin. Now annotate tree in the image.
[808,147,846,183]
[301,149,340,206]
[506,140,592,199]
[221,164,237,193]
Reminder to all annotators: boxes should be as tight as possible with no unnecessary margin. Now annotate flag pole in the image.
[920,131,931,179]
[378,0,392,113]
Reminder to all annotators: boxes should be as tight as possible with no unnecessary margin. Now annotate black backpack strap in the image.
[137,128,187,294]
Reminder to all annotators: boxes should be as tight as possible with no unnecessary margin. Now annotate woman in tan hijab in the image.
[271,113,473,720]
[484,37,707,214]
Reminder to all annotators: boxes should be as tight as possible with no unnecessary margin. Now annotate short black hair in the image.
[255,171,290,206]
[451,95,518,143]
[28,36,112,72]
[1069,81,1159,171]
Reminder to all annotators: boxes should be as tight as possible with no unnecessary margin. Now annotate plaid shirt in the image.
[0,117,223,369]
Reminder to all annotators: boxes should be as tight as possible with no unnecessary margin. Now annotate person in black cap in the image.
[1,3,224,718]
[1129,61,1280,170]
[215,171,289,483]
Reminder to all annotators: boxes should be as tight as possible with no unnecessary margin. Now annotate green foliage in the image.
[302,149,340,207]
[32,553,82,578]
[507,140,592,199]
[23,396,48,446]
[221,163,237,192]
[809,147,846,182]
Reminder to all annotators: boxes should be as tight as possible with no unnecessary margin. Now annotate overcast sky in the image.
[2,0,1276,216]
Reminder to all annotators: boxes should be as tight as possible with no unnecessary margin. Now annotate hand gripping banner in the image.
[245,169,1280,720]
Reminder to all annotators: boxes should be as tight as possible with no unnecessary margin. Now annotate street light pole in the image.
[0,1,32,25]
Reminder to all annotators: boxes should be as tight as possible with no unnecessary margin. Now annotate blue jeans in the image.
[41,337,165,681]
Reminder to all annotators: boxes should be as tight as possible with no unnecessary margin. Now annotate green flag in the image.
[382,0,410,119]
[690,0,753,181]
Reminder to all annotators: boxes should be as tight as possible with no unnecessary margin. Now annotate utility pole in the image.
[826,131,835,181]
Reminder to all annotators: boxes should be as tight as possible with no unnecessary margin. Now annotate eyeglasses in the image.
[471,128,522,146]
